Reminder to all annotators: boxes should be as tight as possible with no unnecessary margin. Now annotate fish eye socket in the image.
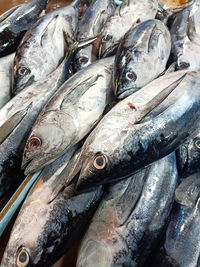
[126,71,137,82]
[16,248,30,267]
[27,137,41,149]
[194,139,200,149]
[17,67,30,76]
[178,62,190,70]
[78,57,88,64]
[93,154,107,170]
[102,35,112,43]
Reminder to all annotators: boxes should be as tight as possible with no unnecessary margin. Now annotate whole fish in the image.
[176,119,200,178]
[13,0,80,94]
[154,173,200,267]
[98,0,158,58]
[66,70,200,191]
[74,0,115,72]
[0,53,15,109]
[0,0,48,57]
[170,0,200,70]
[77,153,178,267]
[114,19,171,99]
[1,147,103,267]
[22,56,115,175]
[0,52,72,198]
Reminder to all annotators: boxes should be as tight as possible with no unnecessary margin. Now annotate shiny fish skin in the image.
[2,147,103,267]
[98,0,158,58]
[67,70,200,191]
[0,53,15,109]
[22,57,115,175]
[0,0,48,57]
[0,57,70,198]
[114,19,171,99]
[170,0,200,71]
[156,173,200,267]
[74,0,115,72]
[77,153,178,267]
[13,0,80,94]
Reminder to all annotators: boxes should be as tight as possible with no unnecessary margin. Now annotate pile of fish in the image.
[0,0,200,266]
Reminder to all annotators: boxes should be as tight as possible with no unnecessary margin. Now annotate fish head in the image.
[22,111,76,174]
[73,45,94,72]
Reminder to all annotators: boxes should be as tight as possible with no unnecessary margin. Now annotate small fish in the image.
[22,56,115,175]
[0,0,48,57]
[98,0,158,58]
[74,0,115,72]
[0,53,15,109]
[114,19,171,99]
[1,147,103,267]
[13,0,80,94]
[66,70,200,191]
[77,153,178,267]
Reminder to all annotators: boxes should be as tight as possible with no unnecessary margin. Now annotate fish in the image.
[1,147,103,267]
[74,0,115,72]
[12,0,80,94]
[170,0,200,71]
[0,53,15,109]
[66,70,200,191]
[113,19,171,99]
[154,173,200,267]
[0,51,72,198]
[77,153,178,267]
[22,56,115,175]
[0,0,48,57]
[98,0,158,58]
[176,119,200,178]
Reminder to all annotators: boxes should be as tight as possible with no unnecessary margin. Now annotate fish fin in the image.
[0,5,20,23]
[147,24,158,53]
[40,16,58,47]
[0,103,32,145]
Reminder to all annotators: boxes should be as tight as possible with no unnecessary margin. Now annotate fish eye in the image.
[178,62,190,70]
[17,67,30,76]
[16,248,30,267]
[93,154,107,170]
[194,139,200,149]
[27,137,41,149]
[126,71,137,82]
[78,57,88,64]
[102,35,112,43]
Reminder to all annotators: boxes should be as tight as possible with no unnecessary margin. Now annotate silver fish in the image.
[22,56,115,175]
[98,0,158,58]
[114,19,171,99]
[13,0,80,94]
[77,153,178,267]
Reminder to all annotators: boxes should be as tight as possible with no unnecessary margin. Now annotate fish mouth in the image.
[99,44,118,59]
[22,158,43,176]
[116,87,138,99]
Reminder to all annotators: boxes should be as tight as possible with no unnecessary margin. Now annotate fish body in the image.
[0,0,48,56]
[77,153,178,267]
[13,0,80,94]
[74,0,115,71]
[114,19,171,99]
[67,70,200,191]
[22,57,115,175]
[2,147,103,267]
[0,52,15,109]
[98,0,158,58]
[0,56,70,197]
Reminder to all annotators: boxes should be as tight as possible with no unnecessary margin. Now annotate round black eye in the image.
[27,137,41,149]
[178,62,190,70]
[102,35,112,43]
[93,154,107,170]
[125,71,137,81]
[194,139,200,149]
[17,67,30,76]
[16,248,30,267]
[78,57,88,64]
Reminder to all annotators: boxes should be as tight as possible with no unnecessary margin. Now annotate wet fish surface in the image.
[114,19,171,99]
